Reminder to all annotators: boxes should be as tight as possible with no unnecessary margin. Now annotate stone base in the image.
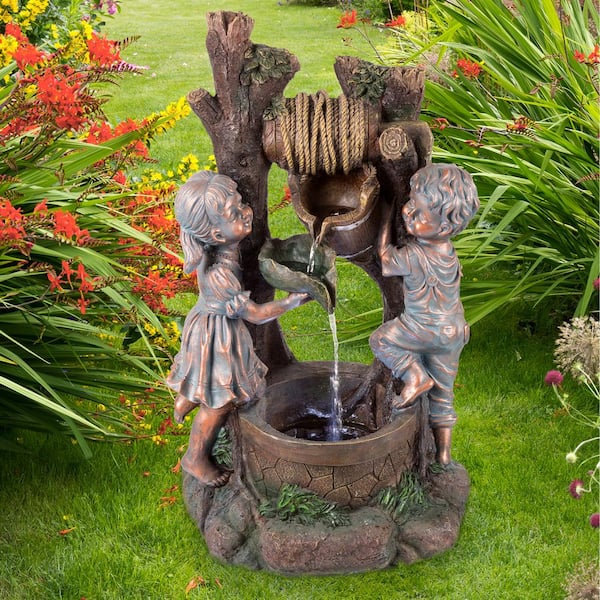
[182,462,470,575]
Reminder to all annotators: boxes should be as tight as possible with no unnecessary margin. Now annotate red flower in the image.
[455,58,482,79]
[86,33,121,67]
[85,121,114,144]
[575,45,599,65]
[47,271,64,292]
[590,513,600,528]
[593,277,600,291]
[113,170,127,186]
[53,210,89,243]
[385,15,406,27]
[544,370,563,386]
[0,199,26,245]
[5,23,26,43]
[569,479,585,499]
[33,199,48,216]
[337,9,357,29]
[76,263,96,293]
[14,43,47,70]
[35,68,90,131]
[61,260,75,285]
[77,296,89,315]
[0,199,23,223]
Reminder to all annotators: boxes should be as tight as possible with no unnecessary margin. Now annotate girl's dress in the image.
[167,255,268,409]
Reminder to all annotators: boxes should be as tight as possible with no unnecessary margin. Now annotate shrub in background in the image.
[381,0,599,324]
[0,0,120,46]
[0,11,191,455]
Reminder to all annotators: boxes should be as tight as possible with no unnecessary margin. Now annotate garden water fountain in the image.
[177,11,471,575]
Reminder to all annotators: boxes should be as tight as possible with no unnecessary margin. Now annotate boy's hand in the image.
[378,200,396,255]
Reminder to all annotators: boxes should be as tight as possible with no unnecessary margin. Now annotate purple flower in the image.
[544,370,564,386]
[569,479,585,499]
[590,513,600,528]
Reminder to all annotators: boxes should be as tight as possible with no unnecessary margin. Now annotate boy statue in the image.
[370,164,479,465]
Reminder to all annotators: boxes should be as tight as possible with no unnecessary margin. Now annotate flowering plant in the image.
[337,0,599,347]
[0,13,191,454]
[1,0,122,46]
[546,316,599,528]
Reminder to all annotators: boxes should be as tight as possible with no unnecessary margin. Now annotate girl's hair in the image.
[410,164,480,236]
[174,171,236,274]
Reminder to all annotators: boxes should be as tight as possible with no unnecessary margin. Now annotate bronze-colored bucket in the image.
[289,164,380,259]
[239,362,419,509]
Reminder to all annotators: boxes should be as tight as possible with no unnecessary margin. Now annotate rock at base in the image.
[183,463,470,575]
[258,507,396,575]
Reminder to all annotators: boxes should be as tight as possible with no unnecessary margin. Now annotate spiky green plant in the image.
[0,19,184,455]
[259,483,350,527]
[381,0,599,324]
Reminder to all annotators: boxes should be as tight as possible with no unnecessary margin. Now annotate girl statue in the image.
[167,171,310,486]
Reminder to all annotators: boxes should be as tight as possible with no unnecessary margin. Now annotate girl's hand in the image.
[287,292,312,308]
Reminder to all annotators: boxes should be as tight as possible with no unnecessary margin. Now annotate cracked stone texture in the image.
[244,440,414,508]
[183,463,470,575]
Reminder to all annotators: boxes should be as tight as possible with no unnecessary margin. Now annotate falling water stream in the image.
[327,312,342,440]
[307,239,343,441]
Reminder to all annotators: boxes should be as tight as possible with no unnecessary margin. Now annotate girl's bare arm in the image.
[240,292,311,325]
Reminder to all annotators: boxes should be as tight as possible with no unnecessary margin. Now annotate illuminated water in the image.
[327,311,342,441]
[307,238,341,440]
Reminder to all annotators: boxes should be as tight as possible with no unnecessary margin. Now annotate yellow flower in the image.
[80,19,93,40]
[148,96,191,135]
[0,34,18,67]
[18,0,49,30]
[176,153,200,180]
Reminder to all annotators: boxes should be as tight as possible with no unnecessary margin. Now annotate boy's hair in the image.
[410,164,479,236]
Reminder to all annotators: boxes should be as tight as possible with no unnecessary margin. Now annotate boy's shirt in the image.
[380,240,463,319]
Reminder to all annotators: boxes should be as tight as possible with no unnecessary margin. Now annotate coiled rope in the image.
[279,91,366,175]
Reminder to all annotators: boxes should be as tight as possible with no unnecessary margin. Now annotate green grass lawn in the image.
[0,1,597,598]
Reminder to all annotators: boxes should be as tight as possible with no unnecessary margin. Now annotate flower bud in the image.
[566,451,578,464]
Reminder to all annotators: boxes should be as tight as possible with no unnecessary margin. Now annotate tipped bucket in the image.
[289,164,380,259]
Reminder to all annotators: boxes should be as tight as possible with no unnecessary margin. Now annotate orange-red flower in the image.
[61,260,75,285]
[33,199,48,216]
[5,23,26,43]
[53,210,89,243]
[385,15,406,27]
[0,199,26,245]
[574,45,599,65]
[77,296,89,315]
[14,43,47,70]
[47,271,64,292]
[337,9,357,29]
[454,58,482,79]
[87,33,122,67]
